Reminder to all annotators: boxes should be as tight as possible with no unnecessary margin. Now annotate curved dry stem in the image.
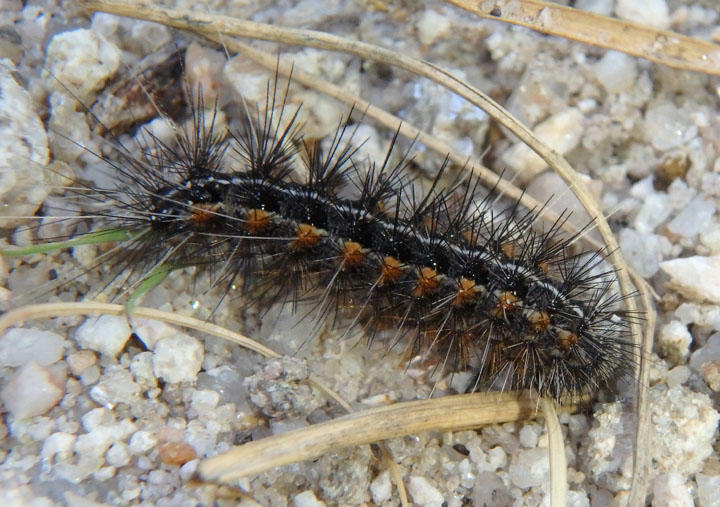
[199,392,574,483]
[627,274,657,506]
[542,398,567,507]
[444,0,720,77]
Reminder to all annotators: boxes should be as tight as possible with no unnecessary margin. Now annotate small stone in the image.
[0,62,50,227]
[128,430,157,455]
[67,350,97,376]
[594,51,637,94]
[1,361,64,419]
[616,0,670,30]
[696,473,720,507]
[190,390,220,414]
[644,102,697,151]
[658,321,692,364]
[158,441,196,466]
[129,351,156,387]
[519,424,540,448]
[416,10,451,46]
[45,28,121,101]
[75,315,131,357]
[619,229,668,278]
[651,473,693,506]
[41,432,77,459]
[660,256,720,303]
[509,448,549,489]
[370,471,392,504]
[472,471,512,506]
[667,196,716,238]
[89,367,140,408]
[664,366,690,388]
[0,328,65,367]
[407,476,444,506]
[152,332,203,383]
[633,193,671,233]
[106,442,130,467]
[502,108,583,182]
[292,490,325,507]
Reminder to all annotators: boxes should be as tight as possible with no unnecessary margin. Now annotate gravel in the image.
[1,0,719,505]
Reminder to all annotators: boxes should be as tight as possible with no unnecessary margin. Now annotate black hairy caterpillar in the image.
[4,71,635,403]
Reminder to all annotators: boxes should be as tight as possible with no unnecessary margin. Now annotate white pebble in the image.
[502,108,583,182]
[519,425,540,448]
[594,51,637,94]
[45,28,121,101]
[190,390,220,414]
[41,432,77,459]
[152,333,204,383]
[0,328,65,367]
[616,0,670,29]
[416,9,451,46]
[129,430,157,455]
[0,62,50,228]
[407,476,444,506]
[75,315,131,357]
[370,471,392,504]
[130,352,156,386]
[667,196,716,238]
[644,102,697,151]
[652,473,693,506]
[106,442,130,467]
[696,473,720,507]
[66,350,97,376]
[89,367,140,408]
[658,320,692,364]
[633,193,671,233]
[292,490,325,507]
[660,256,720,303]
[689,333,720,390]
[0,361,64,419]
[487,446,507,470]
[509,448,549,489]
[619,229,667,278]
[674,303,720,330]
[665,366,691,388]
[690,333,720,370]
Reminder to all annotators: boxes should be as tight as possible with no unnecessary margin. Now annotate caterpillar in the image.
[3,68,634,403]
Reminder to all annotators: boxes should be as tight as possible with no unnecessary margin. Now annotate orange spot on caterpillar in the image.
[341,241,365,267]
[412,266,440,297]
[453,277,480,307]
[189,203,221,226]
[527,310,551,333]
[556,329,579,349]
[379,256,404,285]
[244,208,272,234]
[538,261,550,273]
[492,291,518,318]
[291,223,324,251]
